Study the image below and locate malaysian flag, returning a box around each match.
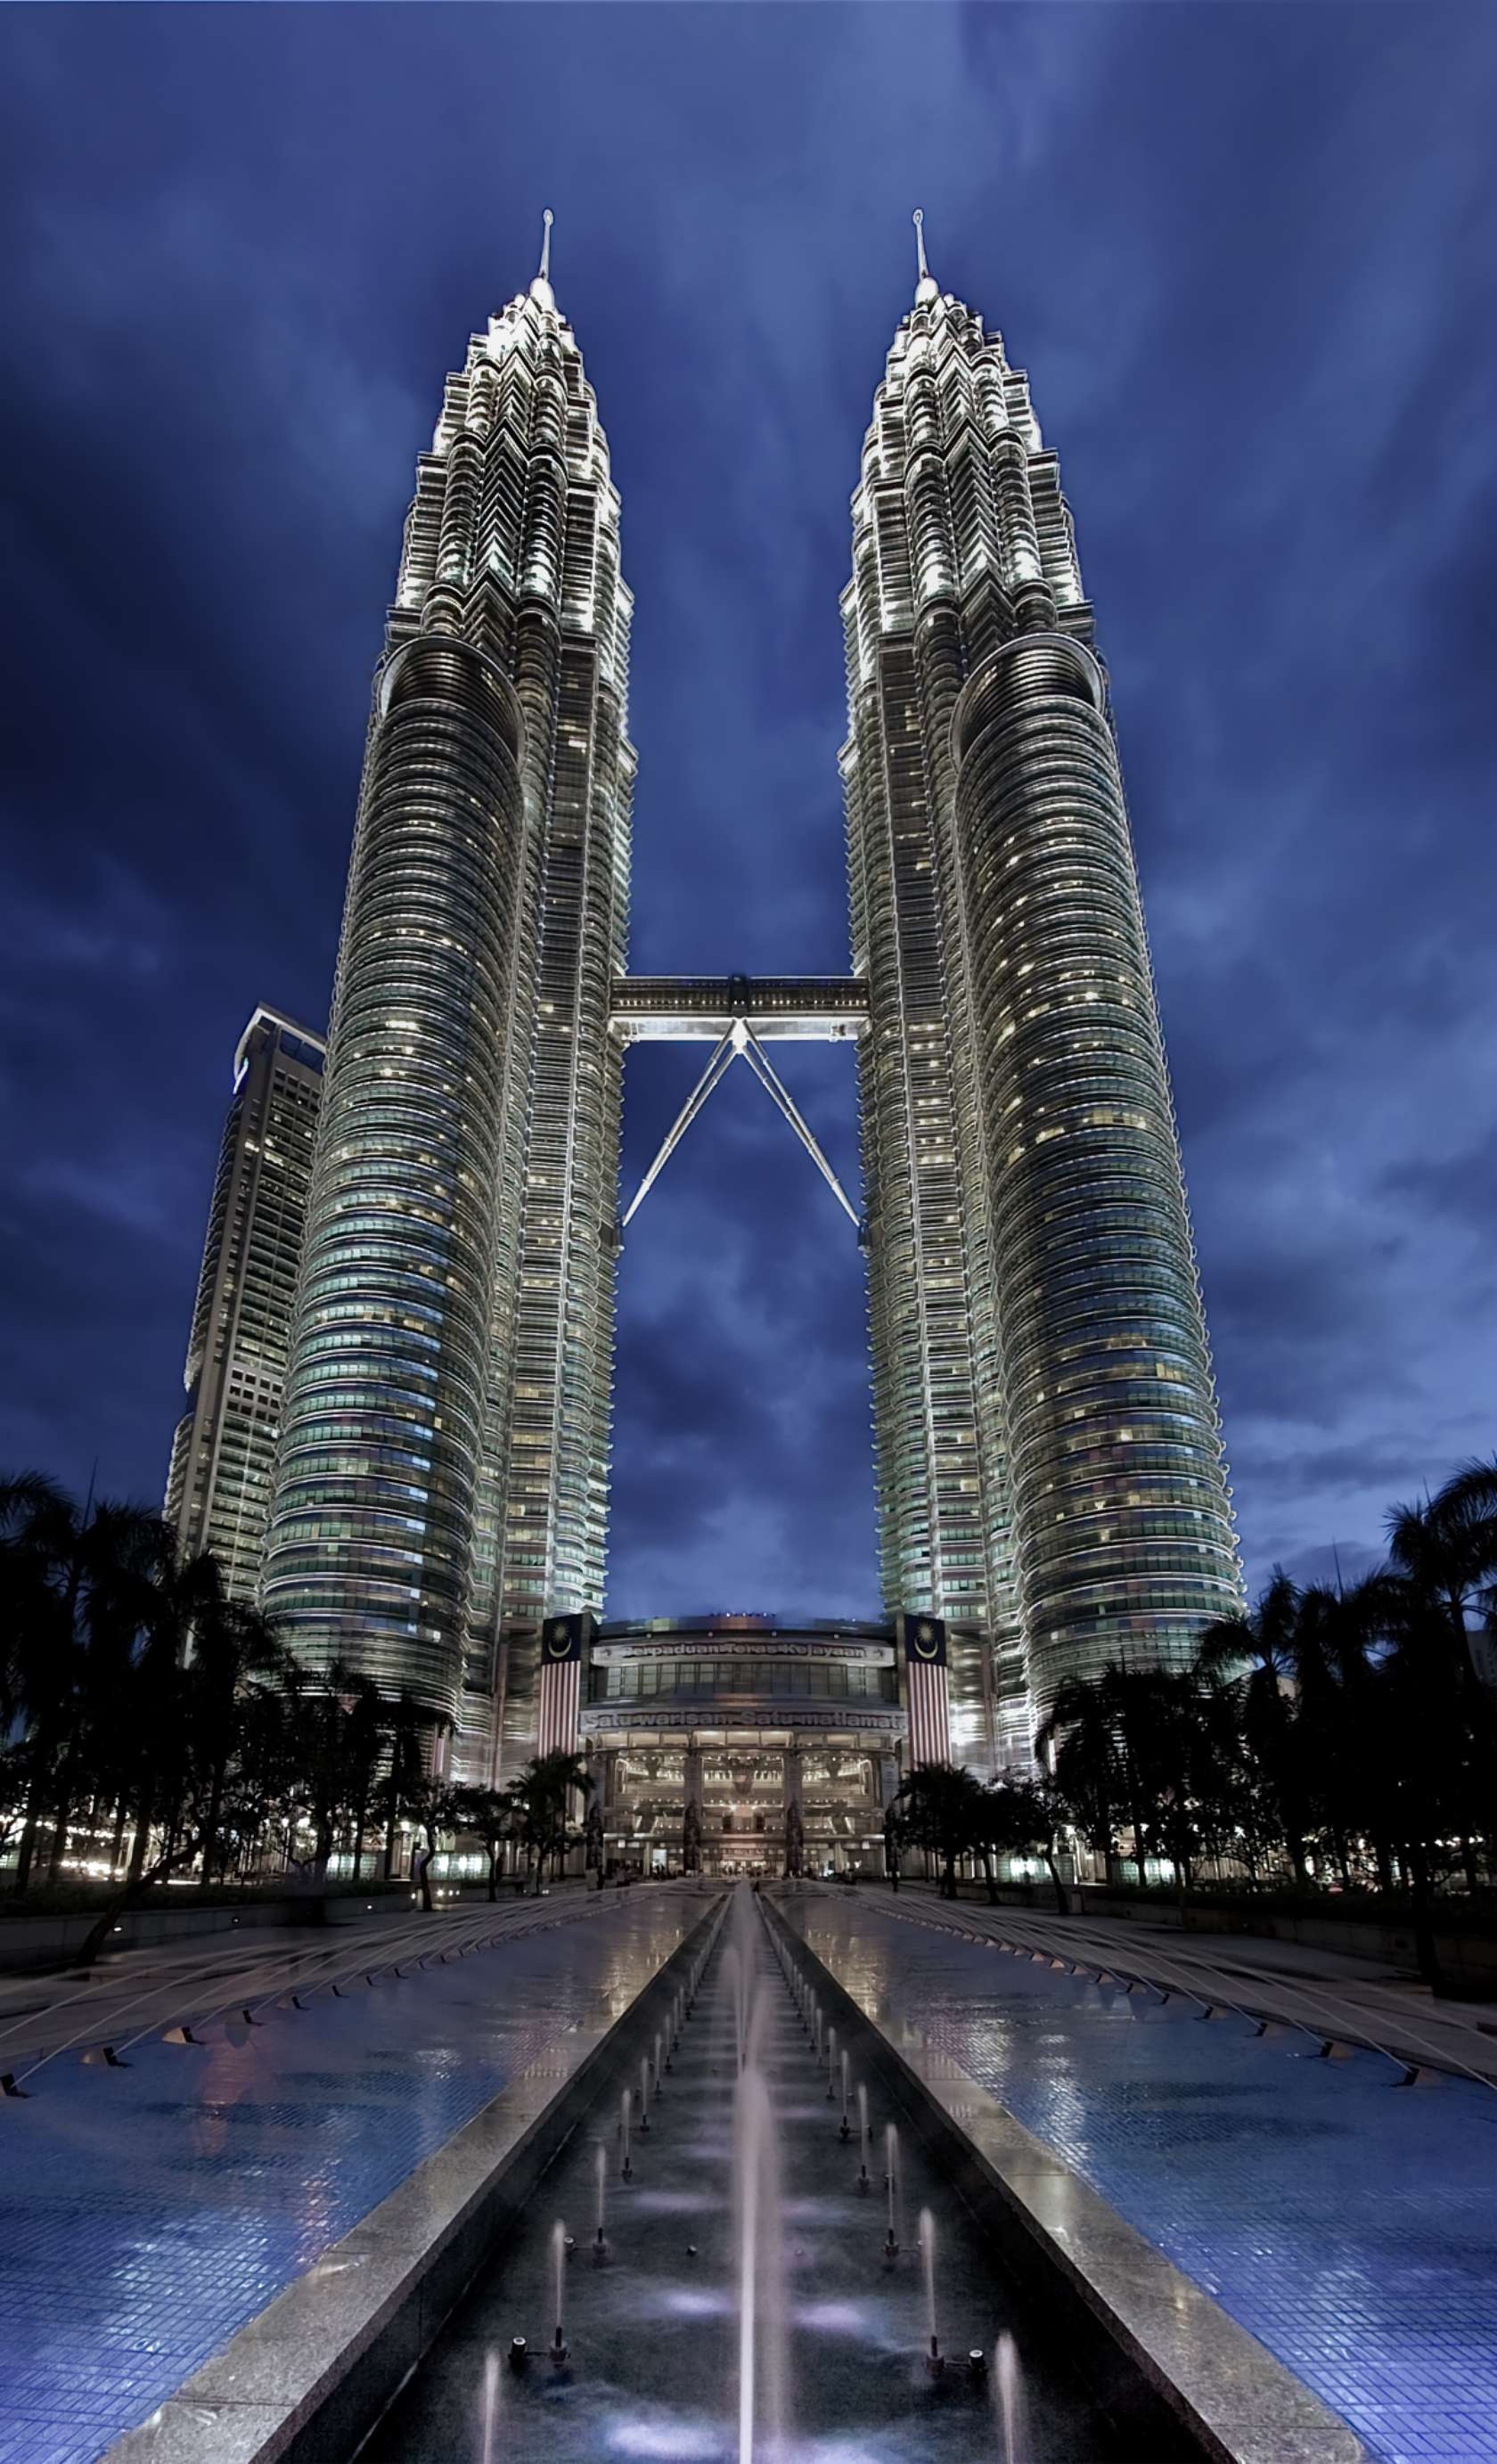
[897,1613,952,1768]
[536,1612,593,1756]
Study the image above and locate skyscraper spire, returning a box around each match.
[531,206,554,305]
[912,207,937,303]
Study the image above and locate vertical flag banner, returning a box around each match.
[897,1613,952,1768]
[536,1611,593,1756]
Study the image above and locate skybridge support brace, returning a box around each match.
[619,1018,860,1236]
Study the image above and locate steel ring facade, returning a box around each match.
[953,637,1239,1708]
[262,636,531,1723]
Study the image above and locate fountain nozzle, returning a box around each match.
[509,2336,529,2372]
[857,2165,871,2195]
[839,2116,852,2141]
[883,2227,900,2261]
[551,2327,569,2371]
[926,2333,944,2377]
[621,2155,634,2182]
[592,2229,610,2266]
[968,2347,987,2379]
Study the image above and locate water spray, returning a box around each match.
[883,2122,900,2259]
[856,2084,871,2192]
[480,2349,499,2464]
[919,2207,942,2372]
[593,2142,610,2263]
[620,2085,634,2182]
[826,2023,838,2100]
[550,2220,570,2370]
[839,2051,853,2140]
[639,2053,652,2132]
[995,2329,1024,2461]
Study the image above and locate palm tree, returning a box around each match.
[0,1476,171,1892]
[513,1750,594,1891]
[981,1776,1072,1912]
[881,1800,904,1891]
[397,1778,466,1911]
[291,1663,405,1892]
[1198,1572,1314,1887]
[1035,1673,1126,1883]
[1134,1666,1231,1899]
[1041,1661,1233,1897]
[1384,1461,1497,1889]
[68,1543,282,1966]
[1389,1458,1497,1641]
[896,1763,989,1899]
[176,1571,290,1891]
[0,1743,32,1871]
[376,1692,427,1881]
[449,1786,516,1901]
[0,1473,71,1733]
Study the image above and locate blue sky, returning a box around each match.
[2,4,1495,1617]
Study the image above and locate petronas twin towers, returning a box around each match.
[258,214,1241,1786]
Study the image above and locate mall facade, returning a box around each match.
[577,1612,942,1875]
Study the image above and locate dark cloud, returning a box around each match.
[1382,1132,1497,1238]
[2,4,1495,1618]
[1268,1541,1387,1598]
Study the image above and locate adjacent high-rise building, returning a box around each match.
[234,214,1241,1814]
[260,220,633,1777]
[166,1006,325,1597]
[844,217,1241,1756]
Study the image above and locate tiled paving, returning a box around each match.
[797,1891,1497,2464]
[0,1892,699,2464]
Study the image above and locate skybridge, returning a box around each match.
[609,973,870,1044]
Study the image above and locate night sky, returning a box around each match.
[3,5,1495,1621]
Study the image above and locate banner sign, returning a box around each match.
[896,1612,952,1767]
[536,1611,596,1755]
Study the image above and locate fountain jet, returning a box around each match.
[480,2349,499,2464]
[550,2219,569,2369]
[593,2141,610,2263]
[994,2329,1027,2462]
[732,1891,789,2461]
[883,2122,900,2258]
[919,2207,942,2371]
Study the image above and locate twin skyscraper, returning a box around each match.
[182,215,1241,1789]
